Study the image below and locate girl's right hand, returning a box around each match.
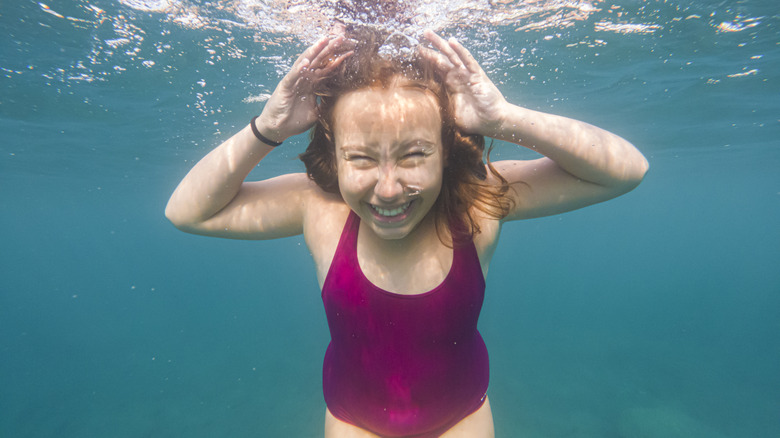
[255,36,353,143]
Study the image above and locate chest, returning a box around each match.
[307,208,500,293]
[356,232,454,295]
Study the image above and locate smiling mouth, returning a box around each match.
[370,201,412,218]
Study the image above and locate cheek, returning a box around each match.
[427,164,445,199]
[338,167,373,197]
[414,160,445,188]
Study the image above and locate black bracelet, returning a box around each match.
[250,116,283,147]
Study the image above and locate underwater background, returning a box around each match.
[1,0,778,436]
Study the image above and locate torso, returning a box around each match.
[320,208,490,437]
[302,184,500,437]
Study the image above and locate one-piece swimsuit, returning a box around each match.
[321,210,490,437]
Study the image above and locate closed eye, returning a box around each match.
[399,150,430,166]
[344,154,373,161]
[344,154,377,169]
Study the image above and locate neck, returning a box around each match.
[363,211,440,253]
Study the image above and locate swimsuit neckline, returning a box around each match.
[354,212,456,299]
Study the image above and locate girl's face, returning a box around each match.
[333,85,444,241]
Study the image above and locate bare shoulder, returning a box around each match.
[301,184,350,287]
[471,206,503,279]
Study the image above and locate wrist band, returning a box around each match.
[250,116,283,147]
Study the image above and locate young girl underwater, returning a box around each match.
[166,27,648,438]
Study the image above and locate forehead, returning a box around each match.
[333,86,441,129]
[333,87,442,152]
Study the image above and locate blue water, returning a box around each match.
[2,0,779,437]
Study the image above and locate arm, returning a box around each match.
[165,36,352,239]
[422,31,648,221]
[164,128,310,239]
[491,104,648,220]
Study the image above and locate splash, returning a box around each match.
[28,0,766,83]
[10,0,767,122]
[28,0,674,83]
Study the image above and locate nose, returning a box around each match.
[374,166,404,201]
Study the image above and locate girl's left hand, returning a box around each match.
[420,30,508,137]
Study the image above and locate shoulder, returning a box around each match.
[470,207,502,278]
[302,184,351,286]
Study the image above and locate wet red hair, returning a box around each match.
[300,27,510,244]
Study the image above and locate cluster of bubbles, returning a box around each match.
[11,0,766,84]
[3,0,766,127]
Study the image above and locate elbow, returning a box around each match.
[164,203,179,227]
[634,153,650,184]
[618,154,649,193]
[165,205,184,230]
[164,200,195,231]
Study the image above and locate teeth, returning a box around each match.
[372,201,411,217]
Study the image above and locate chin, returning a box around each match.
[373,227,413,240]
[364,219,414,240]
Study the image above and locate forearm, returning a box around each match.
[493,102,648,187]
[165,122,275,226]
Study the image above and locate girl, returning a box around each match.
[166,28,648,438]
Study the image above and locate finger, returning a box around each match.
[318,50,353,74]
[310,35,355,72]
[340,38,358,52]
[422,29,455,61]
[423,30,464,69]
[296,36,329,66]
[282,37,328,87]
[277,56,308,90]
[309,36,344,69]
[448,37,482,74]
[423,29,448,51]
[418,45,454,76]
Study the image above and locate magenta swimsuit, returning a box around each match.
[321,211,489,437]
